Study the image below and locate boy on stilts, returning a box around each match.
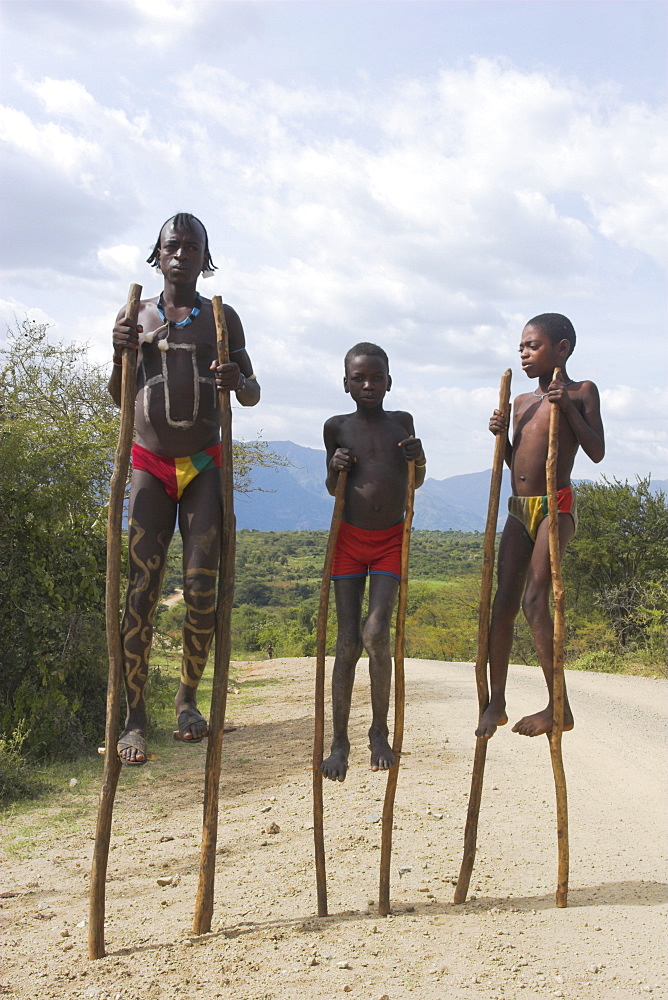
[109,213,260,764]
[320,343,425,782]
[476,314,604,741]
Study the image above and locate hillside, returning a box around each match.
[238,440,667,532]
[237,440,511,531]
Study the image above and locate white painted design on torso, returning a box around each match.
[141,342,209,429]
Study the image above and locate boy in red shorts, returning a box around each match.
[321,343,426,782]
[476,313,604,740]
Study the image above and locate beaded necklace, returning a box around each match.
[533,378,572,401]
[143,293,202,351]
[156,292,202,328]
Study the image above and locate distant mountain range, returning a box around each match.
[235,441,667,532]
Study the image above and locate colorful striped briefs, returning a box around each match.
[131,442,222,502]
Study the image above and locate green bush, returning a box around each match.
[569,650,620,673]
[0,723,48,805]
[0,325,117,758]
[145,665,176,734]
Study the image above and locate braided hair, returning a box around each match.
[146,213,217,274]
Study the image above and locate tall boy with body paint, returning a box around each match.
[476,313,604,740]
[109,213,260,764]
[321,343,426,782]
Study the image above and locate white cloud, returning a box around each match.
[1,43,666,481]
[0,105,101,178]
[97,244,144,277]
[601,385,668,418]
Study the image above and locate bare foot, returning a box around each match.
[475,700,509,740]
[321,743,349,782]
[369,727,395,772]
[512,707,574,737]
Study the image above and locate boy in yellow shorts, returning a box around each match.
[476,314,604,740]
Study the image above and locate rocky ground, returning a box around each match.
[1,657,666,1000]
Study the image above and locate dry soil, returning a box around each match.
[1,657,666,1000]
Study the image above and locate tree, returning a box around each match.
[0,319,287,759]
[233,438,288,493]
[0,319,118,756]
[564,477,668,654]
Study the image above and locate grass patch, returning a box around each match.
[1,657,283,818]
[568,649,666,679]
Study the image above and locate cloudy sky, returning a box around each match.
[1,0,666,483]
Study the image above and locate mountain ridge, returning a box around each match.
[235,440,667,532]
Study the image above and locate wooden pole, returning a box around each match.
[89,283,142,959]
[454,369,512,904]
[546,366,569,907]
[378,459,416,916]
[193,296,236,934]
[312,470,348,917]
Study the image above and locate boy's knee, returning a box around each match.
[492,591,521,622]
[184,571,216,607]
[521,585,549,622]
[362,619,390,656]
[336,631,363,661]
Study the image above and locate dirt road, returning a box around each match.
[1,658,666,999]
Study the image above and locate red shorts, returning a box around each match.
[331,521,404,581]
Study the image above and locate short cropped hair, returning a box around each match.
[527,313,576,357]
[146,213,217,273]
[344,342,389,373]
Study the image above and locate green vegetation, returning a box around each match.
[0,320,283,800]
[155,530,488,661]
[0,320,117,766]
[1,321,665,805]
[155,498,667,675]
[563,477,668,666]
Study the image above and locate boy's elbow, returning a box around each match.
[242,384,261,407]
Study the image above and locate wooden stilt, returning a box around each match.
[378,459,416,916]
[193,296,236,934]
[454,369,512,904]
[89,283,142,960]
[313,470,348,917]
[546,367,569,908]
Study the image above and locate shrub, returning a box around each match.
[0,723,48,804]
[569,650,620,673]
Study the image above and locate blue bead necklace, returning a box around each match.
[156,292,202,328]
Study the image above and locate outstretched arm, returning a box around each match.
[549,378,605,464]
